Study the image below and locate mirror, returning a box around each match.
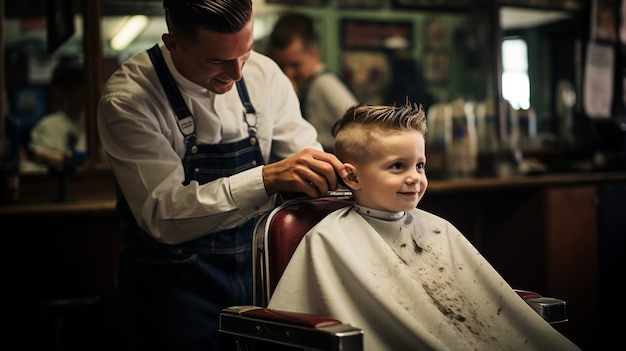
[2,1,164,177]
[3,1,85,176]
[499,6,585,153]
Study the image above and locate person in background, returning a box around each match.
[267,11,357,153]
[29,59,87,171]
[268,102,581,351]
[96,1,346,350]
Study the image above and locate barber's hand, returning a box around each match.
[262,148,347,198]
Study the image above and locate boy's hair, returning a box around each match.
[268,11,317,51]
[331,102,427,164]
[162,0,252,44]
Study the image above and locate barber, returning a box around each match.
[97,1,346,350]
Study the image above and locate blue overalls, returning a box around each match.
[116,45,263,351]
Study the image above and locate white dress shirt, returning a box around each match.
[97,44,322,244]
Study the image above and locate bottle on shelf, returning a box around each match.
[444,97,477,178]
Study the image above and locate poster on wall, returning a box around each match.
[266,0,328,5]
[498,0,583,9]
[338,0,384,8]
[341,51,389,104]
[591,0,618,42]
[391,0,473,10]
[424,49,449,84]
[340,19,413,51]
[584,42,614,118]
[339,19,412,103]
[422,16,449,84]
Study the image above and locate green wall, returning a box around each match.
[255,1,494,104]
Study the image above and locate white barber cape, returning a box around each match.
[267,206,581,351]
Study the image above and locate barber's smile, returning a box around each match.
[215,78,231,84]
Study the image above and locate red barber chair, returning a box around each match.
[219,192,566,351]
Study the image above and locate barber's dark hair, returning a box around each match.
[268,11,317,50]
[162,0,252,43]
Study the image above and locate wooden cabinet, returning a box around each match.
[420,174,626,350]
[542,186,598,349]
[3,200,124,351]
[596,183,626,349]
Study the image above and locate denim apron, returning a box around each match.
[116,45,264,351]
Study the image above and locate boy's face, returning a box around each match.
[346,130,428,212]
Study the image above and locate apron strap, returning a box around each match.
[148,44,196,144]
[147,44,257,141]
[236,79,257,136]
[236,79,256,114]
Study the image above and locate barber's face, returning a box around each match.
[163,19,254,94]
[268,37,318,92]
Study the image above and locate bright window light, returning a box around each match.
[502,39,530,110]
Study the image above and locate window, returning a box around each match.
[501,38,530,110]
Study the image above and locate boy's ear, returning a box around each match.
[343,163,361,190]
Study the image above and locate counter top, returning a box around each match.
[427,171,626,193]
[2,171,626,216]
[0,198,117,217]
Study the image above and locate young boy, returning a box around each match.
[267,102,580,350]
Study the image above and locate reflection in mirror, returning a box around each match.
[500,6,583,154]
[4,2,85,176]
[29,59,87,172]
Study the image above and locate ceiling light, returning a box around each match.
[110,15,148,51]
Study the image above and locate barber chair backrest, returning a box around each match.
[252,193,354,306]
[218,194,363,351]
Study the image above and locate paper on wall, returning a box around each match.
[584,42,614,118]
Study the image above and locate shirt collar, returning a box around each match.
[352,204,405,222]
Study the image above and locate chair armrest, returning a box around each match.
[514,289,568,324]
[236,306,343,328]
[219,306,363,351]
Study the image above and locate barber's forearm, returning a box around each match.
[136,167,274,244]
